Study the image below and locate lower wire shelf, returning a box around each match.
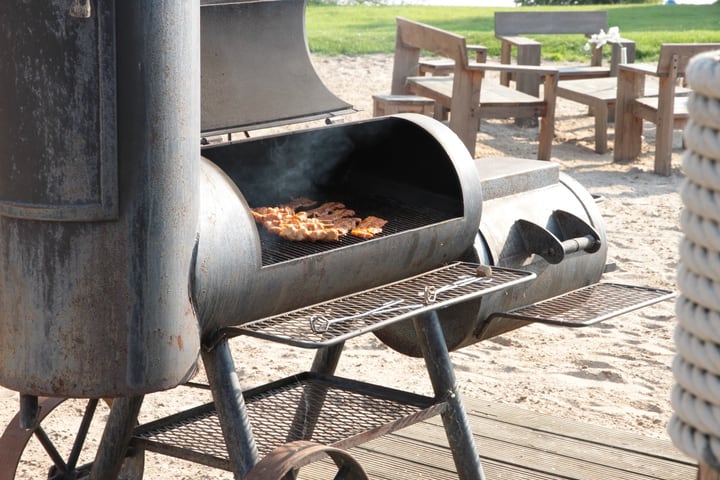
[131,372,446,472]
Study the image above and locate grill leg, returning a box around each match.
[285,342,346,444]
[90,395,144,480]
[413,311,486,480]
[202,338,259,479]
[311,342,344,374]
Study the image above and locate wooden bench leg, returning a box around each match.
[654,76,676,176]
[536,73,557,161]
[537,115,553,161]
[434,104,449,121]
[448,71,482,158]
[613,69,644,163]
[516,44,541,98]
[593,101,608,154]
[500,42,512,86]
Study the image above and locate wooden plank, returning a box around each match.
[657,43,720,76]
[557,77,620,103]
[700,463,720,480]
[291,396,697,479]
[463,398,694,463]
[557,66,611,80]
[494,11,607,37]
[352,432,559,479]
[635,96,689,122]
[408,77,544,106]
[414,416,694,479]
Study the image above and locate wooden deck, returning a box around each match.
[309,396,697,479]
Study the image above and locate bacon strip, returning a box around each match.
[304,202,347,218]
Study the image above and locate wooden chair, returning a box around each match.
[391,17,559,160]
[495,11,636,98]
[614,43,720,176]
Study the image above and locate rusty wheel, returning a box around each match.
[245,440,369,480]
[0,397,144,480]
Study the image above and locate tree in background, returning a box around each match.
[308,0,666,4]
[516,0,660,5]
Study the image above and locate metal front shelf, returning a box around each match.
[211,262,535,348]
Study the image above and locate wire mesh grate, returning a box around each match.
[132,373,439,470]
[491,282,676,327]
[234,262,535,347]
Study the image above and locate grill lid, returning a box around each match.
[201,0,354,135]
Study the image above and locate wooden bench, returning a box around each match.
[495,11,636,97]
[557,76,661,155]
[614,43,720,175]
[391,17,559,160]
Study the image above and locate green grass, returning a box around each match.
[306,4,720,62]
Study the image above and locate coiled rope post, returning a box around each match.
[669,49,720,480]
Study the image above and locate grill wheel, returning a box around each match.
[245,440,368,480]
[0,398,144,480]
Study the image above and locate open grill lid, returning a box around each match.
[201,0,354,136]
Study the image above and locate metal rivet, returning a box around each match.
[70,0,92,19]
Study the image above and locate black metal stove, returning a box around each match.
[0,1,674,479]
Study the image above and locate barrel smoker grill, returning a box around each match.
[0,1,674,479]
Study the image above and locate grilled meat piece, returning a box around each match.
[251,201,386,242]
[304,202,347,217]
[350,216,388,239]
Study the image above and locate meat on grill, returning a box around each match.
[350,216,388,239]
[251,200,386,242]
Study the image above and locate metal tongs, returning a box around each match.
[420,274,493,304]
[309,271,493,334]
[309,299,421,334]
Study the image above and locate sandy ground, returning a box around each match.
[0,54,688,477]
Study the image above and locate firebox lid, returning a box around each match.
[200,0,354,136]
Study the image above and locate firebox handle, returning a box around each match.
[517,210,601,265]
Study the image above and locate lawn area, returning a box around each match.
[306,3,720,62]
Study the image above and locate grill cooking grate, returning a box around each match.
[132,372,444,471]
[486,282,676,327]
[227,262,535,348]
[256,195,459,265]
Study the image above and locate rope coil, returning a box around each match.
[684,50,720,99]
[688,93,720,131]
[679,238,720,283]
[676,296,720,345]
[681,151,720,192]
[670,49,720,469]
[683,121,720,162]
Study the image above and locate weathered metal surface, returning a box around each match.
[0,0,117,221]
[192,114,483,332]
[200,0,353,135]
[374,158,609,356]
[0,0,201,397]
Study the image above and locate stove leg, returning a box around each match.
[413,311,486,480]
[311,342,345,374]
[90,395,144,480]
[285,342,346,443]
[203,338,259,479]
